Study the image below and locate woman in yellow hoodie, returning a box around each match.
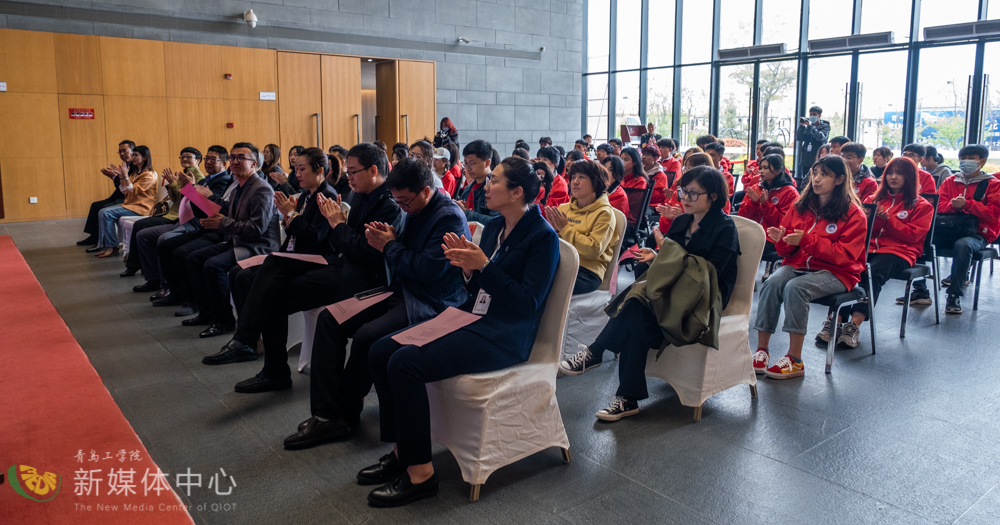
[544,159,619,295]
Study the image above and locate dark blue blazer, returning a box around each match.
[464,205,561,361]
[384,190,470,324]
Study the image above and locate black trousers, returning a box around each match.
[84,197,124,236]
[230,257,344,379]
[158,230,220,301]
[591,300,664,400]
[187,243,238,323]
[368,328,524,467]
[573,266,603,295]
[125,216,175,271]
[839,252,910,321]
[310,295,409,426]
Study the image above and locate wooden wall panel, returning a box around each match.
[277,52,323,152]
[58,95,107,158]
[0,157,66,221]
[224,99,280,153]
[0,29,57,94]
[63,157,114,218]
[164,42,224,99]
[322,55,362,149]
[100,37,166,98]
[54,34,104,94]
[398,60,437,145]
[224,47,277,101]
[103,96,169,166]
[166,98,227,163]
[0,93,62,158]
[375,61,399,145]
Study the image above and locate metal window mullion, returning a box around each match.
[672,0,684,140]
[639,0,650,125]
[968,41,987,145]
[709,0,722,136]
[846,51,861,140]
[753,0,764,46]
[609,0,618,140]
[902,0,922,146]
[793,0,810,168]
[852,0,863,35]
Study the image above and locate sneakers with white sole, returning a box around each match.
[595,396,639,421]
[752,348,770,374]
[815,319,840,344]
[559,345,602,376]
[837,322,860,348]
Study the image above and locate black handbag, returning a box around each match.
[933,180,989,247]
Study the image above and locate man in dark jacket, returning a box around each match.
[795,105,830,187]
[79,140,134,246]
[283,158,470,449]
[203,143,403,386]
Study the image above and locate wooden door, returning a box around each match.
[397,60,437,145]
[277,52,322,152]
[164,42,224,100]
[321,55,362,149]
[375,61,399,146]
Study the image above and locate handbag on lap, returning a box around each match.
[933,181,989,248]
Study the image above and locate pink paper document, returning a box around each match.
[326,292,394,324]
[237,254,269,269]
[271,252,328,265]
[177,198,194,225]
[391,307,480,347]
[180,184,222,216]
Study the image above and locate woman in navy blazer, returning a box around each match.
[360,156,561,508]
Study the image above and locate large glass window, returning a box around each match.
[757,60,799,152]
[806,55,853,139]
[615,71,641,134]
[719,0,755,50]
[646,68,674,134]
[761,0,801,53]
[587,73,610,142]
[981,43,1000,155]
[919,0,979,41]
[616,0,642,71]
[916,45,976,159]
[646,0,675,68]
[587,0,611,73]
[681,0,713,64]
[857,50,908,152]
[679,65,711,147]
[808,0,854,41]
[860,0,912,43]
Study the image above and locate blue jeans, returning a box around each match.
[753,266,847,335]
[97,205,141,249]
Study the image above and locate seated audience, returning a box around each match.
[640,145,668,207]
[609,138,623,156]
[574,139,589,154]
[704,142,735,197]
[595,143,613,162]
[559,166,739,421]
[409,140,441,192]
[738,153,799,259]
[601,155,630,218]
[829,136,850,156]
[533,161,557,207]
[94,146,158,258]
[445,143,462,195]
[654,152,716,237]
[360,156,560,507]
[899,144,937,193]
[432,147,457,197]
[79,140,134,246]
[751,156,866,379]
[871,146,893,181]
[544,159,619,295]
[741,139,770,189]
[841,142,877,202]
[283,158,468,448]
[921,145,952,187]
[458,140,501,224]
[391,147,408,168]
[816,143,832,160]
[620,148,649,190]
[535,147,570,206]
[657,138,681,183]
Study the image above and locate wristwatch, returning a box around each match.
[479,260,489,272]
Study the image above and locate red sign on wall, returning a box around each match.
[68,108,95,119]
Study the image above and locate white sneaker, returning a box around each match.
[559,345,602,376]
[837,322,861,348]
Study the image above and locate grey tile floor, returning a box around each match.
[4,218,1000,524]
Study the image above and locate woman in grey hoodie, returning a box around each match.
[921,145,953,187]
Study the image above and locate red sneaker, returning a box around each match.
[765,355,805,380]
[752,348,769,374]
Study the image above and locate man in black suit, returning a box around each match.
[78,140,134,246]
[181,142,280,338]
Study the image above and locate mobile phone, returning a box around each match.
[355,286,389,300]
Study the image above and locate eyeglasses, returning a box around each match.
[179,155,198,161]
[677,188,706,202]
[391,194,417,208]
[205,156,221,162]
[346,167,369,178]
[231,155,255,163]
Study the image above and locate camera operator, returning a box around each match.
[434,117,459,149]
[795,105,830,188]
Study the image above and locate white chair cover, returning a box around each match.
[643,215,766,418]
[469,221,484,246]
[425,240,579,490]
[118,215,145,257]
[560,208,627,361]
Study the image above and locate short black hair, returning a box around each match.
[656,138,676,149]
[348,142,389,177]
[704,142,725,155]
[756,139,769,146]
[463,139,493,162]
[902,143,926,158]
[601,155,625,183]
[763,146,784,158]
[512,147,530,160]
[596,144,614,155]
[387,157,435,194]
[538,136,553,146]
[608,138,623,147]
[515,139,531,152]
[575,139,588,147]
[329,145,348,157]
[809,105,823,114]
[207,145,228,161]
[959,144,990,159]
[829,136,851,147]
[410,140,434,159]
[840,142,867,158]
[583,134,592,139]
[181,146,203,160]
[537,146,560,165]
[119,140,136,149]
[231,142,261,166]
[679,165,729,211]
[566,150,586,162]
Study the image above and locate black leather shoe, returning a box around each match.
[284,417,353,450]
[200,322,235,338]
[235,371,292,393]
[367,474,439,508]
[133,280,159,292]
[357,452,406,486]
[174,305,198,317]
[77,236,97,246]
[120,268,139,278]
[181,315,213,327]
[149,289,169,301]
[152,294,182,307]
[85,246,103,253]
[202,340,257,365]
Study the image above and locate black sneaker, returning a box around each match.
[595,396,639,422]
[946,294,962,314]
[559,345,602,376]
[896,291,932,306]
[941,277,971,288]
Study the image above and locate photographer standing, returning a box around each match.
[433,117,459,149]
[795,105,830,188]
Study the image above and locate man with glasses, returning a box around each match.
[180,142,281,339]
[202,143,402,376]
[282,158,469,448]
[78,140,136,246]
[456,139,499,224]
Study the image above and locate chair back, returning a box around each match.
[861,203,878,263]
[916,193,939,264]
[526,240,579,365]
[725,216,767,317]
[598,208,628,292]
[622,187,647,228]
[469,221,485,246]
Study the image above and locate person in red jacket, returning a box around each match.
[841,142,878,202]
[620,148,649,190]
[826,157,932,347]
[900,144,940,194]
[657,138,682,184]
[738,153,799,259]
[704,142,736,197]
[752,155,867,380]
[601,155,630,218]
[741,139,771,189]
[535,147,570,206]
[641,145,668,207]
[432,147,457,197]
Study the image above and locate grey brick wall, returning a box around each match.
[3,0,584,155]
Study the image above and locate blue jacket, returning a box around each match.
[463,205,561,361]
[384,190,471,323]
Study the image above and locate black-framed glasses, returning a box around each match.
[677,188,706,202]
[205,156,222,162]
[391,194,417,208]
[179,155,198,161]
[231,154,255,163]
[346,167,369,178]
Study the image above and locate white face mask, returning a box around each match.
[808,116,818,124]
[959,160,980,175]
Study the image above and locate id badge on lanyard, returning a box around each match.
[473,229,505,315]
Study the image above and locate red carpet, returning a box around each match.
[0,236,193,524]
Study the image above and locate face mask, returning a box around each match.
[808,116,818,124]
[959,160,980,175]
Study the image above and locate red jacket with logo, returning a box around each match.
[536,174,570,207]
[863,193,933,266]
[854,175,878,202]
[659,156,681,182]
[648,169,668,207]
[742,159,760,188]
[918,169,937,194]
[608,184,629,218]
[622,172,648,190]
[936,174,1000,243]
[738,183,799,232]
[776,203,868,290]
